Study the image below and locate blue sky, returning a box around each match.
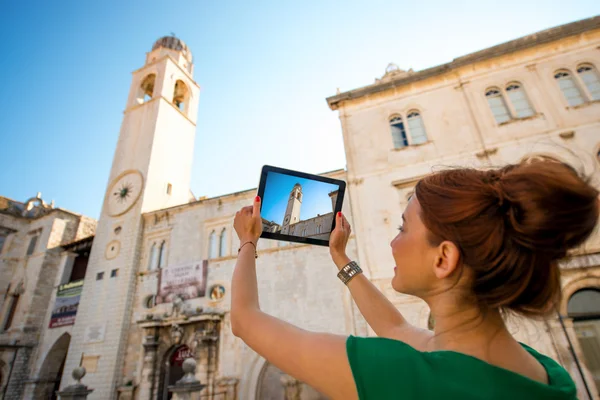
[0,1,598,219]
[261,171,339,224]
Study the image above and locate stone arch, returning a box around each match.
[173,80,190,113]
[33,332,71,400]
[157,344,193,400]
[137,73,156,104]
[562,277,600,395]
[560,276,600,316]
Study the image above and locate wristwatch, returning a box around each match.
[337,261,362,285]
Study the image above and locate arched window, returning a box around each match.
[219,228,227,258]
[554,70,585,107]
[407,111,428,144]
[173,80,189,113]
[505,83,534,118]
[302,228,307,236]
[139,74,156,104]
[567,288,600,390]
[148,243,158,270]
[577,64,600,101]
[485,88,511,124]
[144,295,156,309]
[316,225,321,234]
[209,230,218,259]
[26,234,38,256]
[158,240,167,268]
[389,116,408,149]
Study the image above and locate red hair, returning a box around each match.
[415,161,599,316]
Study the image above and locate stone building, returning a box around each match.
[1,16,600,400]
[0,195,96,399]
[326,15,600,399]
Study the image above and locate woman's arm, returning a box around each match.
[331,213,432,346]
[230,198,357,400]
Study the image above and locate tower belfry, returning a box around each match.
[60,36,200,397]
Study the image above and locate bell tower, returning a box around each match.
[282,183,302,231]
[61,36,200,398]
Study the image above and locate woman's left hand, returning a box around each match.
[234,196,263,244]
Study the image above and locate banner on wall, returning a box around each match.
[156,260,208,304]
[49,280,83,328]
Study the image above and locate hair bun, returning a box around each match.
[415,160,599,317]
[500,161,598,259]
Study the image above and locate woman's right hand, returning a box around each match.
[329,212,351,269]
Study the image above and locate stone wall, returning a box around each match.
[331,25,600,399]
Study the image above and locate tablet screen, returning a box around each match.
[257,166,346,246]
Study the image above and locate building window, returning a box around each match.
[167,183,172,195]
[389,115,408,149]
[148,243,158,271]
[219,228,227,258]
[2,295,19,331]
[96,272,104,280]
[110,269,118,278]
[209,230,218,259]
[26,234,39,256]
[577,64,600,101]
[0,233,6,254]
[302,229,307,237]
[139,74,156,104]
[406,111,428,144]
[173,80,189,113]
[505,83,534,118]
[567,288,600,390]
[158,241,167,268]
[485,88,511,124]
[144,295,156,309]
[316,225,321,234]
[554,70,585,107]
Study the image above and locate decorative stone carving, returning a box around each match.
[170,324,184,345]
[280,374,302,400]
[168,358,206,400]
[56,367,94,399]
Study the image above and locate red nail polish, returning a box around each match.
[255,196,260,202]
[338,212,342,217]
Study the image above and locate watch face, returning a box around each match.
[105,170,144,217]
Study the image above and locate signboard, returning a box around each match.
[170,345,193,366]
[49,280,83,328]
[156,260,208,304]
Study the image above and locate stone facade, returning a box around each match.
[0,195,96,399]
[327,15,600,400]
[2,17,600,400]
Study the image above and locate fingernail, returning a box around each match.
[255,196,260,202]
[338,212,342,217]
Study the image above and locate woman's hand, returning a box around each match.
[234,196,263,244]
[329,211,351,269]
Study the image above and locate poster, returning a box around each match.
[156,260,208,304]
[49,280,83,328]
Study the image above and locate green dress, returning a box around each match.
[346,336,577,399]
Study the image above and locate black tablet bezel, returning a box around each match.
[256,165,346,247]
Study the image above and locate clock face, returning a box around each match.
[105,170,144,217]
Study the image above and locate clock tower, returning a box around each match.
[61,36,200,398]
[281,183,302,234]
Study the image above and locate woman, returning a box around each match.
[231,161,599,399]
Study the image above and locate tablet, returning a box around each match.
[257,165,346,247]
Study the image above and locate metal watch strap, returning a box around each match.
[337,261,362,285]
